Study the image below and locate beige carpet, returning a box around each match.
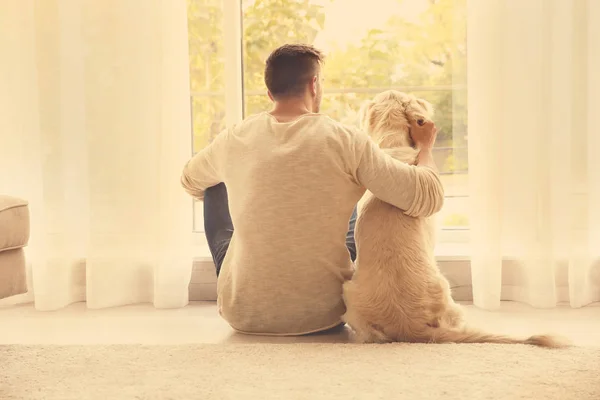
[1,343,599,400]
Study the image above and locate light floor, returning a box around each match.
[0,301,599,346]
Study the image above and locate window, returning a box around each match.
[187,0,469,250]
[187,0,226,234]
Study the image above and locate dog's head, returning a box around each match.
[358,90,434,150]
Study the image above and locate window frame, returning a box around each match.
[190,0,469,258]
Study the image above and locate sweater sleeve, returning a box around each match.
[180,129,228,200]
[352,130,444,217]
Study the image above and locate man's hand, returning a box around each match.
[410,120,439,173]
[410,120,438,150]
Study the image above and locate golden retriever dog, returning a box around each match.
[341,90,568,348]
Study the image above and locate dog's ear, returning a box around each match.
[405,97,435,127]
[415,98,434,117]
[358,100,375,132]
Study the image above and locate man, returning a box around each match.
[181,44,443,336]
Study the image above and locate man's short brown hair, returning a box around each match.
[264,44,324,99]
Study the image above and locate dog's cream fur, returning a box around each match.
[342,90,568,348]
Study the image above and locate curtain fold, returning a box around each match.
[0,0,193,310]
[467,0,600,309]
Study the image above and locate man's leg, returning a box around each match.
[346,206,357,262]
[203,182,233,277]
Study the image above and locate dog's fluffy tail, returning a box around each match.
[423,326,570,348]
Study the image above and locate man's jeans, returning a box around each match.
[204,182,358,276]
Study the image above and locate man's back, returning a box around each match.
[214,112,365,335]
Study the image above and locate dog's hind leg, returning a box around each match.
[342,310,391,344]
[442,302,465,329]
[342,281,392,343]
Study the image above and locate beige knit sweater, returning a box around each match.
[181,112,444,335]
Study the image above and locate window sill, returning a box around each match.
[191,242,471,263]
[434,242,470,261]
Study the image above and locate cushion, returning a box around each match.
[0,195,30,252]
[0,248,27,299]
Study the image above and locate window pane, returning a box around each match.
[187,0,226,233]
[191,96,225,154]
[187,0,226,154]
[437,195,470,228]
[242,0,327,92]
[187,0,224,95]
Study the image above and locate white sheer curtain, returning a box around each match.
[0,0,193,310]
[467,0,600,310]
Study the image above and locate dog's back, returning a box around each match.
[344,191,447,342]
[343,120,455,340]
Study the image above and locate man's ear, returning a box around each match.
[267,91,274,102]
[358,100,375,131]
[310,75,318,96]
